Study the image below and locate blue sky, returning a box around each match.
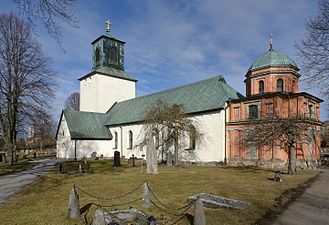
[0,0,324,120]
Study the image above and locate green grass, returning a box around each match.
[0,160,39,176]
[0,160,319,225]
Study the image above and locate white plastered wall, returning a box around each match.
[108,109,226,162]
[57,110,226,162]
[80,73,135,113]
[56,114,113,159]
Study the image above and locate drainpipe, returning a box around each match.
[120,126,123,158]
[224,103,228,165]
[74,140,77,161]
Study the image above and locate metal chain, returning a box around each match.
[76,182,144,201]
[147,183,194,211]
[168,214,188,225]
[150,200,183,217]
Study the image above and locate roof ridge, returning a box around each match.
[64,109,108,116]
[108,75,226,108]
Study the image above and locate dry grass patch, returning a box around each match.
[0,161,319,225]
[0,161,39,176]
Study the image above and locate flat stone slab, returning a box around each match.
[103,208,155,225]
[188,193,251,209]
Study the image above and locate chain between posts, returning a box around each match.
[76,182,144,201]
[147,182,194,211]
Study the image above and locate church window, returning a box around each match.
[114,131,118,149]
[95,47,100,67]
[303,102,308,117]
[259,80,264,94]
[188,126,196,150]
[248,105,259,119]
[128,130,133,149]
[277,79,284,92]
[309,104,314,118]
[265,102,273,117]
[108,44,119,66]
[233,107,240,121]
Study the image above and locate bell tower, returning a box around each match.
[79,20,136,113]
[92,20,125,71]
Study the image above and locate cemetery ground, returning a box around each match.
[0,160,320,225]
[0,160,39,176]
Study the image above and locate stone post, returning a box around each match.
[142,182,151,208]
[194,199,206,225]
[68,185,80,218]
[92,208,107,225]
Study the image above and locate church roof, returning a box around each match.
[105,75,243,126]
[59,109,112,140]
[78,67,136,82]
[248,49,298,71]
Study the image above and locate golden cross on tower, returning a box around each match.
[105,19,112,33]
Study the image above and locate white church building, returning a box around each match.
[56,27,242,163]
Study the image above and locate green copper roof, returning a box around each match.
[78,67,136,81]
[249,50,298,71]
[106,76,243,126]
[61,109,112,140]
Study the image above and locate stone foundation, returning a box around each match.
[227,158,320,170]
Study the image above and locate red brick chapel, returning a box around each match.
[226,43,323,169]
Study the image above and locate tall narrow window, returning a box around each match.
[259,80,264,94]
[95,47,100,67]
[188,126,196,150]
[233,107,240,122]
[128,130,133,149]
[249,105,258,119]
[265,102,273,117]
[114,131,118,149]
[309,104,314,118]
[277,79,283,92]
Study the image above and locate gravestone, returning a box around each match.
[68,185,80,218]
[91,152,97,160]
[274,171,283,182]
[166,151,173,167]
[188,193,251,209]
[114,151,121,167]
[142,182,151,208]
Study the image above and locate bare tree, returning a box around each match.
[296,0,329,97]
[138,101,202,173]
[245,117,319,174]
[0,13,56,165]
[30,110,56,151]
[64,91,79,111]
[13,0,78,45]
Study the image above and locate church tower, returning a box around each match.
[79,20,136,113]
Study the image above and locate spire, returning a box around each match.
[269,32,273,51]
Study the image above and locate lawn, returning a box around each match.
[0,160,39,176]
[0,160,319,225]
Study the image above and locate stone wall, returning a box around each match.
[227,158,320,170]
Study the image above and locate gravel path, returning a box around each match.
[0,158,57,204]
[272,167,329,225]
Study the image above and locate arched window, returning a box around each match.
[114,131,118,149]
[128,130,133,149]
[259,80,264,94]
[277,79,284,92]
[188,126,196,150]
[95,47,100,66]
